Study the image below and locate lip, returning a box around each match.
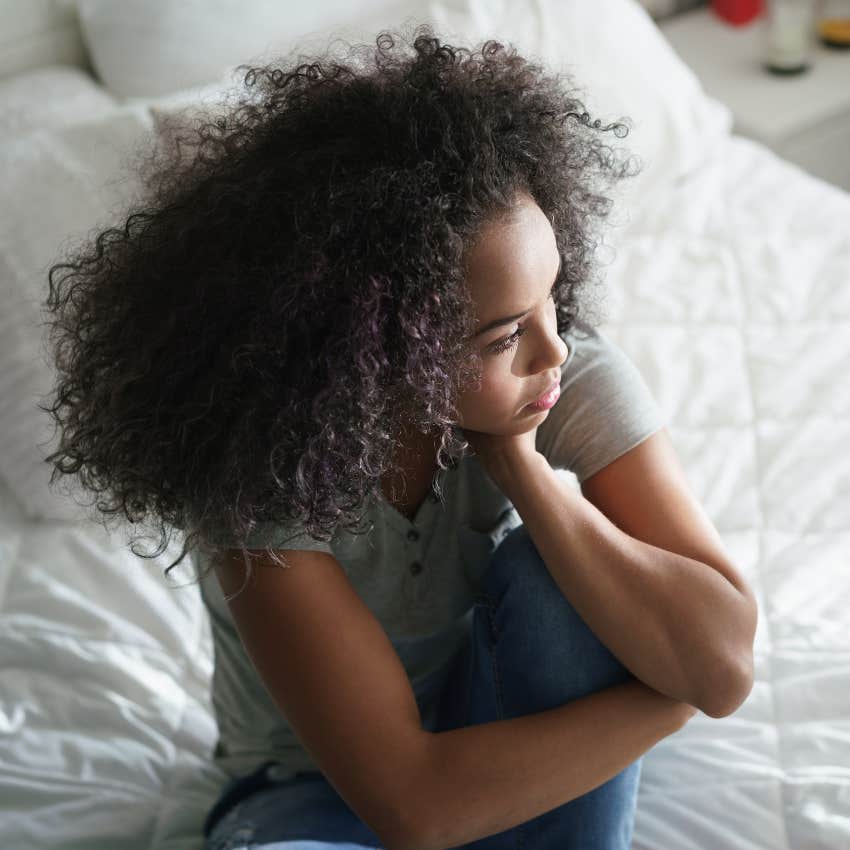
[525,377,561,411]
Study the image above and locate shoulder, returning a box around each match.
[561,318,631,377]
[536,319,666,482]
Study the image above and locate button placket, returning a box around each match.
[385,461,458,583]
[407,527,422,575]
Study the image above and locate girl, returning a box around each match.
[41,25,701,850]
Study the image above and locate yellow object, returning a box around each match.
[817,17,850,46]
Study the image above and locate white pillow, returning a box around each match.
[0,65,117,135]
[0,107,156,521]
[72,0,398,99]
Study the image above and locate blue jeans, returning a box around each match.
[203,523,643,849]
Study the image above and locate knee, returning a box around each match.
[481,522,554,603]
[481,523,632,684]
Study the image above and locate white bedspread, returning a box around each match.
[1,70,849,850]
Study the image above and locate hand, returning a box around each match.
[458,423,543,490]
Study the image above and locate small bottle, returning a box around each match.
[817,0,850,48]
[762,0,817,74]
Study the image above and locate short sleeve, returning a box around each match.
[535,319,667,484]
[209,519,334,553]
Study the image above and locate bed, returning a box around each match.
[1,1,848,848]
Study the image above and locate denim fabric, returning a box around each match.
[204,523,643,850]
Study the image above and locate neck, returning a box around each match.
[394,420,439,459]
[380,427,441,512]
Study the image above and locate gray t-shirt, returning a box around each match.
[194,318,667,783]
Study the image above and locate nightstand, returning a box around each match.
[659,7,850,192]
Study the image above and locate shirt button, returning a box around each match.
[409,561,423,576]
[407,529,420,542]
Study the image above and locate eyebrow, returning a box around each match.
[471,255,562,339]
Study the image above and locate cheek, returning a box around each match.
[459,366,515,416]
[479,369,509,400]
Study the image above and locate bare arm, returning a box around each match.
[486,449,755,718]
[410,681,695,850]
[216,547,696,850]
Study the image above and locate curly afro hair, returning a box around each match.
[39,23,640,580]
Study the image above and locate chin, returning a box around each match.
[518,402,550,417]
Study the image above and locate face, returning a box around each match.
[454,191,569,435]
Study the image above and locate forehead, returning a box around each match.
[463,197,558,304]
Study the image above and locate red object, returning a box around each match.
[710,0,764,26]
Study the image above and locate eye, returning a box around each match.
[487,284,557,356]
[489,326,526,355]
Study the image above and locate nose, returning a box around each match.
[532,335,568,383]
[541,329,569,371]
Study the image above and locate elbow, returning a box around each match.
[381,822,429,850]
[697,652,755,719]
[379,757,438,850]
[382,813,437,850]
[341,783,425,850]
[377,805,430,850]
[697,594,758,719]
[384,747,456,850]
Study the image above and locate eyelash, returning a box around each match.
[490,327,527,355]
[488,285,558,355]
